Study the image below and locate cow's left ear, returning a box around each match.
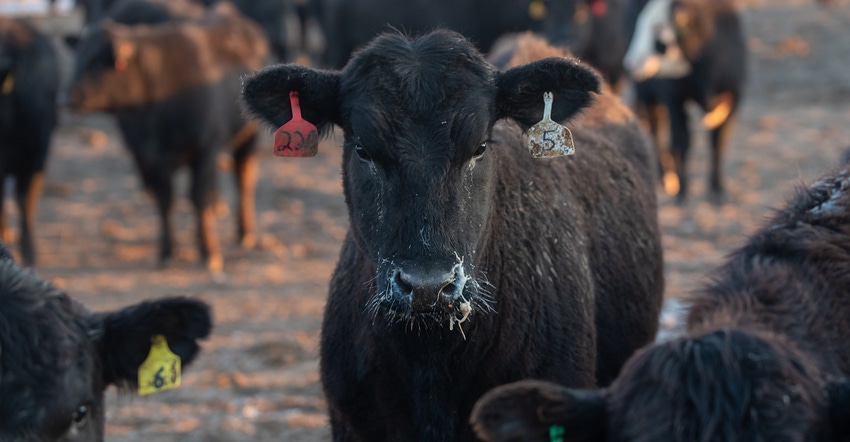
[241,63,340,136]
[495,57,601,130]
[471,380,608,442]
[827,379,850,439]
[94,297,212,388]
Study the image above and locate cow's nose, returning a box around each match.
[391,267,460,312]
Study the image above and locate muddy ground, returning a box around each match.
[3,1,850,440]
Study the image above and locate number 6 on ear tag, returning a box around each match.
[527,92,575,158]
[138,335,181,395]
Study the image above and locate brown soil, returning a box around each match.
[3,1,850,440]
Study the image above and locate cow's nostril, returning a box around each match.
[393,268,457,312]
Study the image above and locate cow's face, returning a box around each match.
[335,33,500,327]
[473,328,848,442]
[242,29,599,331]
[0,261,212,442]
[66,22,144,112]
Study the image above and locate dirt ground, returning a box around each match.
[3,1,850,440]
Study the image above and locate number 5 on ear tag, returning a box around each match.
[274,91,319,157]
[527,92,575,158]
[138,335,181,395]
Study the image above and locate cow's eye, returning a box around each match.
[473,142,487,158]
[354,143,371,161]
[71,403,90,430]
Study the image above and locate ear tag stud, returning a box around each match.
[138,335,181,396]
[527,92,575,158]
[1,73,14,95]
[549,424,565,442]
[274,91,319,157]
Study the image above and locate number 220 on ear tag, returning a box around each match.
[138,335,181,396]
[274,91,319,157]
[527,92,575,158]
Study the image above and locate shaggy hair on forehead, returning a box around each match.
[341,30,496,120]
[0,260,91,435]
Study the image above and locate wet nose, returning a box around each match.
[391,267,460,312]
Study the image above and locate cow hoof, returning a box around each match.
[239,233,257,249]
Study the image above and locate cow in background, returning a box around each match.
[623,0,746,204]
[0,254,212,441]
[242,29,663,441]
[472,166,850,442]
[66,2,267,273]
[0,16,60,267]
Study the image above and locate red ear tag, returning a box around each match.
[274,91,319,157]
[591,0,608,17]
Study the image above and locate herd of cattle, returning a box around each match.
[0,0,846,441]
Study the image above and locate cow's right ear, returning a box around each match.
[241,64,340,136]
[827,379,850,439]
[494,57,600,130]
[471,380,608,442]
[94,297,213,389]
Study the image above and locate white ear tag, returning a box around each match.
[527,92,575,158]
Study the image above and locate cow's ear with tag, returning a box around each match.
[494,57,600,130]
[93,297,212,390]
[242,64,340,137]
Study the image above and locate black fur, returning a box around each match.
[0,240,12,262]
[0,17,59,267]
[314,0,608,69]
[0,260,212,441]
[243,29,663,441]
[472,166,850,442]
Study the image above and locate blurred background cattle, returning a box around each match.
[0,0,848,440]
[0,15,59,267]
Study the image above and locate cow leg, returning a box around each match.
[233,142,258,249]
[146,170,175,267]
[191,159,222,273]
[668,100,691,204]
[15,171,44,267]
[708,110,737,205]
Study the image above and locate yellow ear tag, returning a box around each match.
[1,73,14,95]
[527,92,575,158]
[138,335,181,396]
[528,0,547,20]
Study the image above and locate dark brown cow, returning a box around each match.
[67,2,268,272]
[472,167,850,442]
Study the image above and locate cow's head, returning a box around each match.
[472,328,849,441]
[66,21,145,112]
[0,260,212,441]
[243,29,599,330]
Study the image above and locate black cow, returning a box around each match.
[566,0,632,90]
[0,17,60,267]
[67,2,268,272]
[195,0,289,62]
[315,0,578,69]
[242,30,663,441]
[623,0,746,203]
[472,167,850,442]
[0,257,212,441]
[74,0,121,25]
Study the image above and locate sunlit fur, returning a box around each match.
[472,167,850,442]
